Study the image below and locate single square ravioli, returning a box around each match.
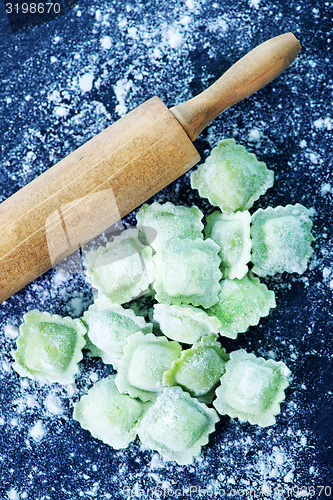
[13,309,86,384]
[153,237,222,308]
[153,303,221,344]
[138,386,219,464]
[163,335,229,403]
[83,295,152,368]
[115,331,182,401]
[213,350,291,427]
[191,139,274,213]
[73,375,149,449]
[84,228,154,303]
[250,204,313,276]
[136,201,204,252]
[207,273,276,339]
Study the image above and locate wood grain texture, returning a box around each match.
[0,97,199,303]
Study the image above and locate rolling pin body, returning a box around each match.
[0,98,198,302]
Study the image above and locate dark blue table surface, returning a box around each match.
[0,1,332,499]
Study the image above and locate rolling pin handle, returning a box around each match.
[170,32,301,141]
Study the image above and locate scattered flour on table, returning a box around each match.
[320,183,332,196]
[313,117,332,130]
[79,72,94,93]
[7,489,21,500]
[101,35,112,49]
[249,0,261,8]
[29,420,46,442]
[248,128,261,142]
[4,324,19,340]
[113,78,135,116]
[44,394,63,415]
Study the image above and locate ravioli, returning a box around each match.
[12,136,308,464]
[191,139,274,212]
[73,375,149,449]
[83,295,152,368]
[153,303,221,344]
[84,228,154,303]
[207,274,276,339]
[138,387,219,464]
[136,201,204,252]
[115,331,182,401]
[153,237,222,308]
[251,204,314,276]
[163,336,229,403]
[13,309,86,384]
[213,350,291,427]
[205,210,251,279]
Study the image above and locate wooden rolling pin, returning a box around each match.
[0,33,301,304]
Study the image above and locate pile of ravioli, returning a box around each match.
[13,139,314,465]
